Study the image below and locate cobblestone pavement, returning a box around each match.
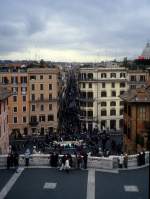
[0,167,149,199]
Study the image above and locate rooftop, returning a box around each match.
[121,84,150,103]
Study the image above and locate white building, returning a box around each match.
[78,63,128,131]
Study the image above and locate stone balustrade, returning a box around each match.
[0,152,149,169]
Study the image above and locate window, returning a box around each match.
[87,102,93,107]
[31,94,35,101]
[89,83,92,88]
[13,117,17,123]
[139,107,146,120]
[119,119,124,128]
[31,116,37,122]
[49,94,52,100]
[111,82,115,88]
[21,87,27,92]
[40,75,43,79]
[14,107,17,112]
[48,115,54,121]
[49,75,52,79]
[11,76,18,84]
[41,104,44,111]
[101,91,107,97]
[32,105,35,111]
[23,117,26,123]
[140,75,145,82]
[130,85,136,89]
[110,120,116,129]
[120,73,126,78]
[13,96,17,102]
[31,84,35,90]
[49,84,52,90]
[88,111,93,118]
[21,76,27,83]
[130,75,136,81]
[80,101,86,107]
[39,115,45,122]
[111,91,116,97]
[101,102,106,106]
[110,109,116,116]
[82,83,85,88]
[88,73,93,80]
[30,75,36,80]
[40,84,43,90]
[110,101,116,106]
[102,83,105,88]
[120,82,126,88]
[101,73,107,78]
[4,102,5,112]
[12,87,18,94]
[110,73,116,78]
[49,104,52,110]
[23,96,26,102]
[87,92,93,99]
[40,94,44,101]
[101,110,107,116]
[120,91,125,95]
[23,106,26,112]
[120,109,124,115]
[120,101,124,106]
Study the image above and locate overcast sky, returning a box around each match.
[0,0,150,62]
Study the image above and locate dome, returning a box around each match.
[141,43,150,59]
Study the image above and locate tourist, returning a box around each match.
[13,150,19,172]
[83,152,88,169]
[7,152,11,169]
[123,153,128,168]
[64,157,70,173]
[118,154,124,168]
[24,148,31,166]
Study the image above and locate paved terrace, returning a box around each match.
[0,152,149,199]
[0,166,149,199]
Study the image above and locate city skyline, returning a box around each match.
[0,0,150,62]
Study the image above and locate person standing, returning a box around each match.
[13,151,19,172]
[7,152,11,169]
[64,158,70,173]
[83,152,88,169]
[123,153,128,168]
[24,148,30,166]
[118,154,124,168]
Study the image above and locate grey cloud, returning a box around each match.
[0,0,150,60]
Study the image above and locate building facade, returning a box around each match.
[127,69,149,89]
[121,85,150,154]
[0,64,61,136]
[0,86,11,154]
[28,67,60,135]
[78,63,128,131]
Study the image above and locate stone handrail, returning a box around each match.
[0,152,149,170]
